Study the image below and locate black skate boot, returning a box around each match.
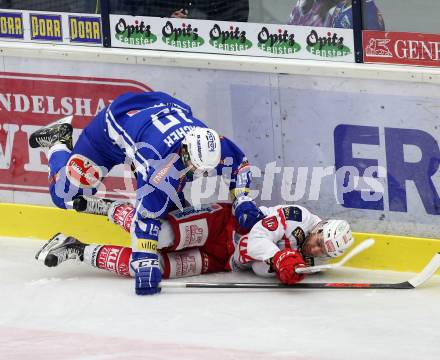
[35,233,86,267]
[29,116,73,150]
[72,195,115,215]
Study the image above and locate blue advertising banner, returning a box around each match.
[30,13,62,41]
[0,11,23,39]
[0,9,102,46]
[68,15,101,44]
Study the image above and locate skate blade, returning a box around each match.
[45,115,73,127]
[65,200,74,210]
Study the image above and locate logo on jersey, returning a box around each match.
[282,206,302,222]
[292,227,305,246]
[66,154,103,188]
[151,153,179,186]
[262,216,278,231]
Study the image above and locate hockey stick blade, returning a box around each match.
[407,252,440,287]
[296,238,375,274]
[161,252,440,290]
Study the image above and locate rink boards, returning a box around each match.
[1,202,439,274]
[0,41,440,267]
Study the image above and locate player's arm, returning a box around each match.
[130,203,163,295]
[218,137,264,230]
[246,207,306,284]
[130,156,183,295]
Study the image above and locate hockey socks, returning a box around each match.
[83,245,225,279]
[84,245,132,277]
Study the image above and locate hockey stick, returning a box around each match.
[160,252,440,290]
[296,238,375,274]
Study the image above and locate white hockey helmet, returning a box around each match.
[320,219,354,258]
[182,127,221,172]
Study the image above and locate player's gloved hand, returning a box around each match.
[232,195,265,230]
[108,201,135,233]
[130,252,162,295]
[272,249,306,285]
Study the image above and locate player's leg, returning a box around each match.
[111,201,237,273]
[35,234,220,279]
[50,131,116,209]
[164,203,232,251]
[29,116,74,150]
[105,201,232,251]
[35,233,132,276]
[86,246,228,279]
[226,234,255,272]
[29,116,74,208]
[35,233,86,267]
[29,113,117,209]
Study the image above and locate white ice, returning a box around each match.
[1,237,439,360]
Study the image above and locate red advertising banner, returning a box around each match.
[0,72,152,200]
[363,31,440,67]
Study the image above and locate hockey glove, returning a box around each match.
[272,249,306,285]
[130,252,162,295]
[232,195,265,231]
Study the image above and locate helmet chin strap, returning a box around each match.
[180,145,212,178]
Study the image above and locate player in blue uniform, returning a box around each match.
[287,0,385,30]
[29,91,263,296]
[332,0,385,30]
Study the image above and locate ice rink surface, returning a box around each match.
[1,237,439,360]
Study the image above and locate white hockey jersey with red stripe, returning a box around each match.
[245,205,322,262]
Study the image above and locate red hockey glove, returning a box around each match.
[272,249,306,285]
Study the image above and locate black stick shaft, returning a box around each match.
[162,281,414,290]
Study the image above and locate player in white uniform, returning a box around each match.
[35,201,353,285]
[232,204,353,284]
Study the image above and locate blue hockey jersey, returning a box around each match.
[84,91,251,221]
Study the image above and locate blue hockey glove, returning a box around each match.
[130,252,162,295]
[232,195,265,230]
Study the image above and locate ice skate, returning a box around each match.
[72,195,115,215]
[35,233,85,267]
[29,115,73,150]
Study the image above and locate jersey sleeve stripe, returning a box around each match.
[277,208,287,231]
